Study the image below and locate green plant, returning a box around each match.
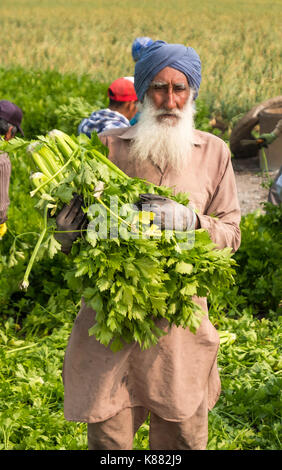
[0,67,108,139]
[208,203,282,319]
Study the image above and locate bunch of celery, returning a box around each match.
[2,130,236,351]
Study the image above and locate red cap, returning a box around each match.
[108,78,138,102]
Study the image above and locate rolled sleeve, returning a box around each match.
[197,153,241,252]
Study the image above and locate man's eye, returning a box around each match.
[153,84,166,90]
[150,83,187,92]
[174,85,187,91]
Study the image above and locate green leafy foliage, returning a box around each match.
[234,203,282,314]
[0,308,87,450]
[1,131,236,351]
[207,311,282,450]
[0,67,108,139]
[0,302,280,450]
[209,203,282,319]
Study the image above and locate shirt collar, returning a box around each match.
[118,124,204,145]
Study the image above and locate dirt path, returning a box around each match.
[232,157,277,216]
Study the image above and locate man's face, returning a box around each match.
[146,66,190,125]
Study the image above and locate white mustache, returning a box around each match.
[154,109,183,118]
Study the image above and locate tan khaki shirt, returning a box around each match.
[63,126,241,423]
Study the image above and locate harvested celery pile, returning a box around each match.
[0,131,236,351]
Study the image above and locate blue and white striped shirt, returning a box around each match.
[78,108,130,137]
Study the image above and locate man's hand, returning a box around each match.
[55,194,87,254]
[0,222,7,239]
[136,193,197,231]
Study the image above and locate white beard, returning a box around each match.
[129,92,196,172]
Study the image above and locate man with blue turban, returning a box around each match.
[61,40,241,450]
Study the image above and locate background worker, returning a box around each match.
[78,77,138,137]
[0,100,24,238]
[268,166,282,205]
[57,40,241,450]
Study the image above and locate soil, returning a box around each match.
[232,156,277,216]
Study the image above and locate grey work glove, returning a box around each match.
[136,193,196,231]
[55,194,87,254]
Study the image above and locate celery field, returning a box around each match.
[0,0,281,451]
[0,0,281,119]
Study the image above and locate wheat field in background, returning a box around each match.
[0,0,281,118]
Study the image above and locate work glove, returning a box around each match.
[55,194,87,254]
[258,132,277,147]
[259,119,282,147]
[0,222,7,239]
[136,194,196,231]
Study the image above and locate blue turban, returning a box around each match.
[131,37,154,62]
[134,40,201,101]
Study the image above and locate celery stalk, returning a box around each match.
[28,142,63,183]
[30,151,54,179]
[30,172,50,195]
[48,130,80,171]
[30,148,79,197]
[49,129,79,152]
[90,149,129,180]
[49,129,127,178]
[20,206,49,290]
[37,145,64,181]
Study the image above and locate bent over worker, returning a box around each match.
[57,40,241,450]
[0,100,24,238]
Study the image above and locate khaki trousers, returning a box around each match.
[87,394,208,450]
